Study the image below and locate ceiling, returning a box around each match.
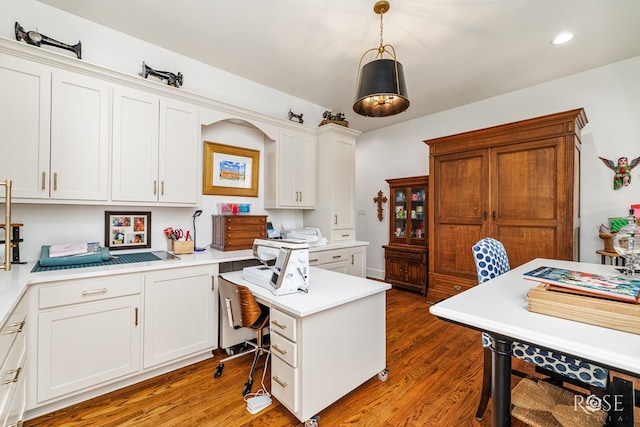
[37,0,640,133]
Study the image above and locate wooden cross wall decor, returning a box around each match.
[373,190,388,222]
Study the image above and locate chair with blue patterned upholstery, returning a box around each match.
[472,237,609,420]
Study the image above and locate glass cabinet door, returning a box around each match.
[409,187,426,244]
[392,188,407,242]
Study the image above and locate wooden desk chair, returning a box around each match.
[214,277,270,395]
[472,238,609,421]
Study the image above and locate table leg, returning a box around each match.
[490,334,513,427]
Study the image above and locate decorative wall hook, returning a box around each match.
[139,62,183,87]
[288,109,304,124]
[373,190,388,222]
[15,22,82,59]
[598,155,640,189]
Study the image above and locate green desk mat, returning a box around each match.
[31,252,161,272]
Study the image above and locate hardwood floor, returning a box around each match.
[24,287,630,426]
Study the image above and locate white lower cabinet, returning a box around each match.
[143,266,216,368]
[269,308,299,412]
[36,275,142,402]
[308,245,367,278]
[28,265,218,415]
[269,291,386,423]
[347,246,366,278]
[0,295,27,427]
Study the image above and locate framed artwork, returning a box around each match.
[105,211,151,250]
[203,141,259,197]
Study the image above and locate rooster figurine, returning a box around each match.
[599,155,640,189]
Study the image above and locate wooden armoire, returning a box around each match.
[423,108,586,303]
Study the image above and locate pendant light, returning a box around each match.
[353,0,409,117]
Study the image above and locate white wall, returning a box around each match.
[356,56,640,279]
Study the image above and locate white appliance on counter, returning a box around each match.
[283,227,327,246]
[243,238,309,295]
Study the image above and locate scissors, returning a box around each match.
[172,228,184,240]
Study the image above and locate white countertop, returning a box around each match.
[0,241,369,327]
[429,258,640,376]
[220,267,390,317]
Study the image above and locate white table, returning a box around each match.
[220,268,391,425]
[429,258,640,427]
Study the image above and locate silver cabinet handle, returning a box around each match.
[2,367,21,385]
[272,344,287,356]
[272,375,288,388]
[82,288,107,296]
[271,320,287,330]
[1,320,25,335]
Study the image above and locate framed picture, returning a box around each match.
[203,141,259,197]
[105,211,151,250]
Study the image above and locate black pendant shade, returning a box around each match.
[353,58,409,117]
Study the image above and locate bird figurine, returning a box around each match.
[598,155,640,189]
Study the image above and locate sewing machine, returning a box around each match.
[242,239,309,295]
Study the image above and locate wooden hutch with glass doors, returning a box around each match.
[383,175,429,295]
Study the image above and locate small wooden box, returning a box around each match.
[527,284,640,335]
[167,239,194,254]
[211,215,267,251]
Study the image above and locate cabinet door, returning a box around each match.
[275,131,299,207]
[271,130,316,208]
[491,138,566,266]
[112,86,159,202]
[0,54,51,199]
[331,136,355,229]
[158,98,199,204]
[385,258,406,283]
[431,149,488,280]
[143,268,216,368]
[390,187,408,244]
[348,246,366,278]
[50,70,110,200]
[296,134,317,208]
[37,296,141,402]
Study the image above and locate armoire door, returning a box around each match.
[431,149,489,282]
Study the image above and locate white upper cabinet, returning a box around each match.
[0,55,109,201]
[50,70,110,201]
[112,87,199,205]
[264,129,317,209]
[0,54,51,199]
[158,98,199,204]
[303,124,361,242]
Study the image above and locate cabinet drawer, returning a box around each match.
[0,298,26,370]
[222,216,266,226]
[270,309,296,342]
[385,248,427,262]
[271,355,298,413]
[308,253,321,266]
[0,327,25,420]
[39,275,142,309]
[270,332,297,368]
[319,248,349,265]
[330,229,355,242]
[427,276,473,303]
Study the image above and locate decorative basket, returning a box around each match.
[598,231,615,252]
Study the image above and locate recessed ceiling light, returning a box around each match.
[551,32,574,45]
